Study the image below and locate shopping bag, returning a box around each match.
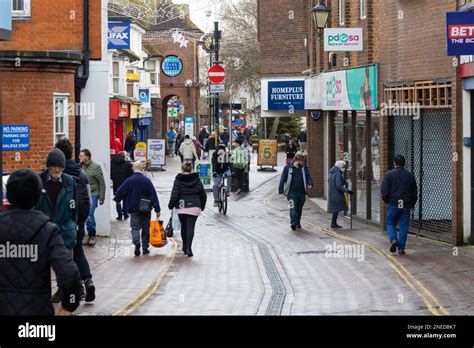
[165,217,174,238]
[150,220,167,248]
[172,209,181,231]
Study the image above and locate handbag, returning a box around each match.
[165,217,174,238]
[150,220,167,248]
[138,198,152,214]
[172,209,181,231]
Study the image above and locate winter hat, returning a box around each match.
[185,135,190,139]
[46,148,66,168]
[6,169,43,209]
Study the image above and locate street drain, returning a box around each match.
[292,250,330,256]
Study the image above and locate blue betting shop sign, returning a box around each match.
[2,125,30,151]
[268,81,305,110]
[446,12,474,56]
[108,22,131,49]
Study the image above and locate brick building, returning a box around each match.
[258,0,471,245]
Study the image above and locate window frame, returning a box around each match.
[112,61,120,94]
[53,94,69,144]
[360,0,367,20]
[339,0,345,26]
[12,0,31,18]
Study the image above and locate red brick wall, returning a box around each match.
[0,0,102,59]
[0,64,76,172]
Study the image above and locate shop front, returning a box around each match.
[109,99,130,154]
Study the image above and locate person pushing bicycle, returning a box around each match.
[212,143,232,207]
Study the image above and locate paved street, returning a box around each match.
[71,153,474,316]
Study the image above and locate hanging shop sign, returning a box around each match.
[147,139,166,167]
[267,80,305,111]
[162,55,183,77]
[324,28,363,52]
[446,12,474,56]
[305,65,378,111]
[126,73,140,82]
[167,107,178,118]
[257,139,278,167]
[2,125,30,151]
[108,22,131,49]
[139,89,150,107]
[184,116,195,137]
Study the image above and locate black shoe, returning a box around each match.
[182,246,187,254]
[331,224,343,229]
[390,241,398,253]
[116,216,123,221]
[52,289,62,303]
[186,247,193,257]
[291,224,297,230]
[143,248,150,255]
[134,245,141,256]
[124,215,129,220]
[296,224,302,229]
[398,250,406,256]
[84,279,95,303]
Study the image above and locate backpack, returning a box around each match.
[72,172,91,219]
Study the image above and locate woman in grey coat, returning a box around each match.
[328,161,353,228]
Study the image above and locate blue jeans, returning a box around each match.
[213,170,232,202]
[86,195,99,236]
[287,191,306,226]
[387,205,411,251]
[74,212,92,280]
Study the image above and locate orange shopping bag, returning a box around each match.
[150,220,168,248]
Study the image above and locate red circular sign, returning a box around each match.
[208,65,226,84]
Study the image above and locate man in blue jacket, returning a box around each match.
[381,155,418,255]
[278,152,313,230]
[114,161,161,256]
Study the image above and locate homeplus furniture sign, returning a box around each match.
[324,28,363,52]
[267,81,305,110]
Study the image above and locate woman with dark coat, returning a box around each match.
[328,161,353,228]
[111,152,133,220]
[285,139,299,165]
[124,132,137,160]
[168,162,207,257]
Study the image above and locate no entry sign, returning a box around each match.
[208,65,226,84]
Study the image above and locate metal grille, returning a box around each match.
[390,109,453,242]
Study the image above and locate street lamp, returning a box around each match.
[312,0,331,36]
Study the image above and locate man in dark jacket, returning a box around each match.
[0,169,82,315]
[114,161,161,256]
[124,132,137,160]
[199,127,209,148]
[111,152,133,220]
[220,128,230,146]
[212,144,232,207]
[278,152,313,230]
[381,155,418,255]
[55,138,95,303]
[297,128,308,154]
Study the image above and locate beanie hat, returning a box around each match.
[6,169,43,209]
[46,148,66,168]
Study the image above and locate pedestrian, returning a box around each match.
[0,169,83,315]
[278,152,313,230]
[175,130,184,157]
[55,138,95,303]
[192,136,204,160]
[112,136,123,157]
[124,132,137,160]
[220,128,230,146]
[36,148,79,303]
[79,149,106,246]
[243,127,251,141]
[212,143,232,207]
[204,131,217,153]
[114,161,161,257]
[167,127,177,157]
[328,161,353,229]
[297,128,308,154]
[111,151,133,220]
[381,155,418,255]
[231,139,248,194]
[179,134,199,166]
[284,131,290,146]
[168,162,207,257]
[199,126,209,148]
[285,139,299,165]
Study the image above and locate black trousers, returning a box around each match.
[233,168,245,190]
[179,214,198,250]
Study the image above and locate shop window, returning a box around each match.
[113,62,120,94]
[360,0,367,19]
[54,95,69,144]
[339,0,346,26]
[12,0,30,18]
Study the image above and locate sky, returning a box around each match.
[172,0,222,33]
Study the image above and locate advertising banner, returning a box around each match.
[257,139,278,167]
[324,28,363,52]
[184,116,195,137]
[446,12,474,56]
[267,80,305,111]
[196,162,212,188]
[108,22,130,49]
[147,139,166,167]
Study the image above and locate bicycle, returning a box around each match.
[217,174,228,215]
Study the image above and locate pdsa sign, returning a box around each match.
[267,81,305,110]
[446,12,474,55]
[2,125,30,151]
[162,55,183,77]
[108,22,130,49]
[324,28,363,51]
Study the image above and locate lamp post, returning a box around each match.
[312,0,331,36]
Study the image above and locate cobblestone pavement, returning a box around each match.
[72,152,474,316]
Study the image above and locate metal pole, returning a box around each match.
[214,21,220,148]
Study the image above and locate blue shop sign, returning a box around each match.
[162,55,183,77]
[446,12,474,56]
[268,80,305,110]
[108,22,131,49]
[2,124,30,151]
[139,89,150,104]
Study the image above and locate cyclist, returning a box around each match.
[212,143,232,207]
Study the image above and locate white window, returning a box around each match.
[54,95,69,144]
[113,61,120,94]
[127,70,134,98]
[12,0,31,18]
[360,0,367,19]
[339,0,345,25]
